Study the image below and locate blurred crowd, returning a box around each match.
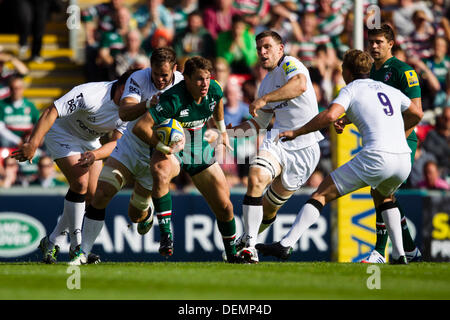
[0,0,449,191]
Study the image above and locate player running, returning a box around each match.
[227,30,323,263]
[256,49,423,264]
[70,48,183,265]
[12,71,133,264]
[132,56,247,263]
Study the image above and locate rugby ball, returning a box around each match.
[156,118,185,146]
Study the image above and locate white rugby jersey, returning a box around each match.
[120,68,184,156]
[258,55,324,150]
[51,81,127,141]
[332,79,412,154]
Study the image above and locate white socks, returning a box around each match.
[48,214,68,247]
[81,217,104,255]
[381,207,405,259]
[64,199,86,249]
[280,203,320,248]
[243,203,264,247]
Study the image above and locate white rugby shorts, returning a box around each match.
[45,127,101,160]
[331,149,411,197]
[110,132,153,190]
[258,137,321,191]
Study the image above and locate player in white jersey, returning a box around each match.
[227,31,323,263]
[12,70,134,264]
[71,48,183,265]
[256,49,423,264]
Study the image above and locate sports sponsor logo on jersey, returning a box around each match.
[384,71,392,82]
[129,78,141,95]
[0,212,46,257]
[405,70,419,87]
[209,101,216,111]
[179,109,189,117]
[155,104,163,112]
[67,93,85,113]
[282,61,297,75]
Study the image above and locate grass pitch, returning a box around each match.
[0,262,449,300]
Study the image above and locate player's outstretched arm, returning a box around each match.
[12,104,58,163]
[278,103,345,141]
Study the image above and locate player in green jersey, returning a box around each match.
[361,24,423,263]
[133,56,247,263]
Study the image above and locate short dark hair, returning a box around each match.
[367,23,395,43]
[116,68,139,86]
[183,56,213,78]
[255,30,283,44]
[150,47,177,68]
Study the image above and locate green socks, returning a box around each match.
[153,193,172,236]
[375,202,416,257]
[217,218,237,257]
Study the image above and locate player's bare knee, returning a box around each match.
[152,162,173,185]
[247,173,270,195]
[69,180,88,194]
[215,199,234,221]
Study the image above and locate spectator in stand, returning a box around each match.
[96,7,133,80]
[392,44,407,62]
[0,75,39,148]
[213,57,231,89]
[256,4,302,56]
[419,36,450,108]
[224,80,250,127]
[134,0,175,46]
[172,0,198,36]
[422,107,450,178]
[296,12,331,67]
[429,0,450,41]
[316,0,352,57]
[81,0,126,81]
[146,28,172,56]
[403,10,434,60]
[203,0,240,40]
[233,0,270,30]
[416,160,450,190]
[216,15,258,74]
[0,49,29,100]
[392,0,433,39]
[114,29,149,78]
[29,155,66,187]
[407,138,437,188]
[15,0,53,63]
[173,11,216,62]
[0,156,22,188]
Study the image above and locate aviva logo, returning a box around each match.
[0,213,46,257]
[333,124,376,262]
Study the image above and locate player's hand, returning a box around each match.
[218,131,233,152]
[11,142,37,163]
[249,97,267,117]
[78,151,96,167]
[147,93,161,109]
[276,130,298,142]
[204,128,219,144]
[168,136,185,154]
[333,118,347,134]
